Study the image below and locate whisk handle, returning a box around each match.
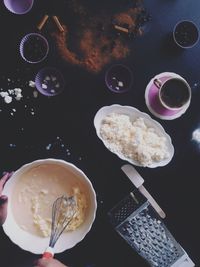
[42,247,54,259]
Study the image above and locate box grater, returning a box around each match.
[108,190,194,267]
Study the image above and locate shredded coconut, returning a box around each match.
[100,113,170,167]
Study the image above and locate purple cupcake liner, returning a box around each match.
[4,0,34,15]
[105,64,133,93]
[19,33,49,64]
[35,67,66,96]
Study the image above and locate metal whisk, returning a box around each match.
[43,195,77,259]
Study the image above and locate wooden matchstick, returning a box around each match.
[52,16,64,32]
[37,15,49,31]
[114,24,129,34]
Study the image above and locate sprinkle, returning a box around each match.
[42,84,48,89]
[0,92,9,97]
[29,81,36,88]
[14,88,22,94]
[52,76,57,82]
[15,94,23,101]
[8,89,14,95]
[9,144,16,148]
[4,95,12,104]
[115,86,120,90]
[45,76,50,81]
[55,83,60,88]
[118,81,124,87]
[46,144,52,150]
[33,90,38,98]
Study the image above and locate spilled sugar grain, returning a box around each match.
[6,136,83,163]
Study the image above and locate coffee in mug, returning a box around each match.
[154,77,191,110]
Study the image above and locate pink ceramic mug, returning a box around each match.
[153,76,191,111]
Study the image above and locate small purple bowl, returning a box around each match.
[105,64,133,93]
[20,33,49,64]
[4,0,34,15]
[173,20,199,49]
[35,67,66,96]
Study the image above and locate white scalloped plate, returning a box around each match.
[2,159,97,254]
[94,104,174,168]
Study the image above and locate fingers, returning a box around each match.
[34,258,68,267]
[34,258,50,267]
[0,195,8,225]
[0,172,13,226]
[0,172,14,191]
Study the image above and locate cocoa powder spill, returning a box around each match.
[51,1,147,73]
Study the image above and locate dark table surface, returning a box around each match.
[0,0,200,266]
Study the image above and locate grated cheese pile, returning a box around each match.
[100,113,170,167]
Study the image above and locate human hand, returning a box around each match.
[0,172,14,225]
[34,258,68,267]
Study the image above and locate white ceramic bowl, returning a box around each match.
[94,104,174,168]
[2,158,97,254]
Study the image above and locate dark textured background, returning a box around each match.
[0,0,200,266]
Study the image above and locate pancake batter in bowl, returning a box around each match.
[11,163,88,237]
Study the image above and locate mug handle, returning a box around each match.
[153,78,162,89]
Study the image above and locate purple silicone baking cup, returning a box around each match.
[19,33,49,64]
[35,67,66,96]
[4,0,34,15]
[105,64,133,93]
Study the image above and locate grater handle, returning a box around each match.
[171,249,195,267]
[121,164,166,219]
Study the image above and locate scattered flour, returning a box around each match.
[100,113,170,167]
